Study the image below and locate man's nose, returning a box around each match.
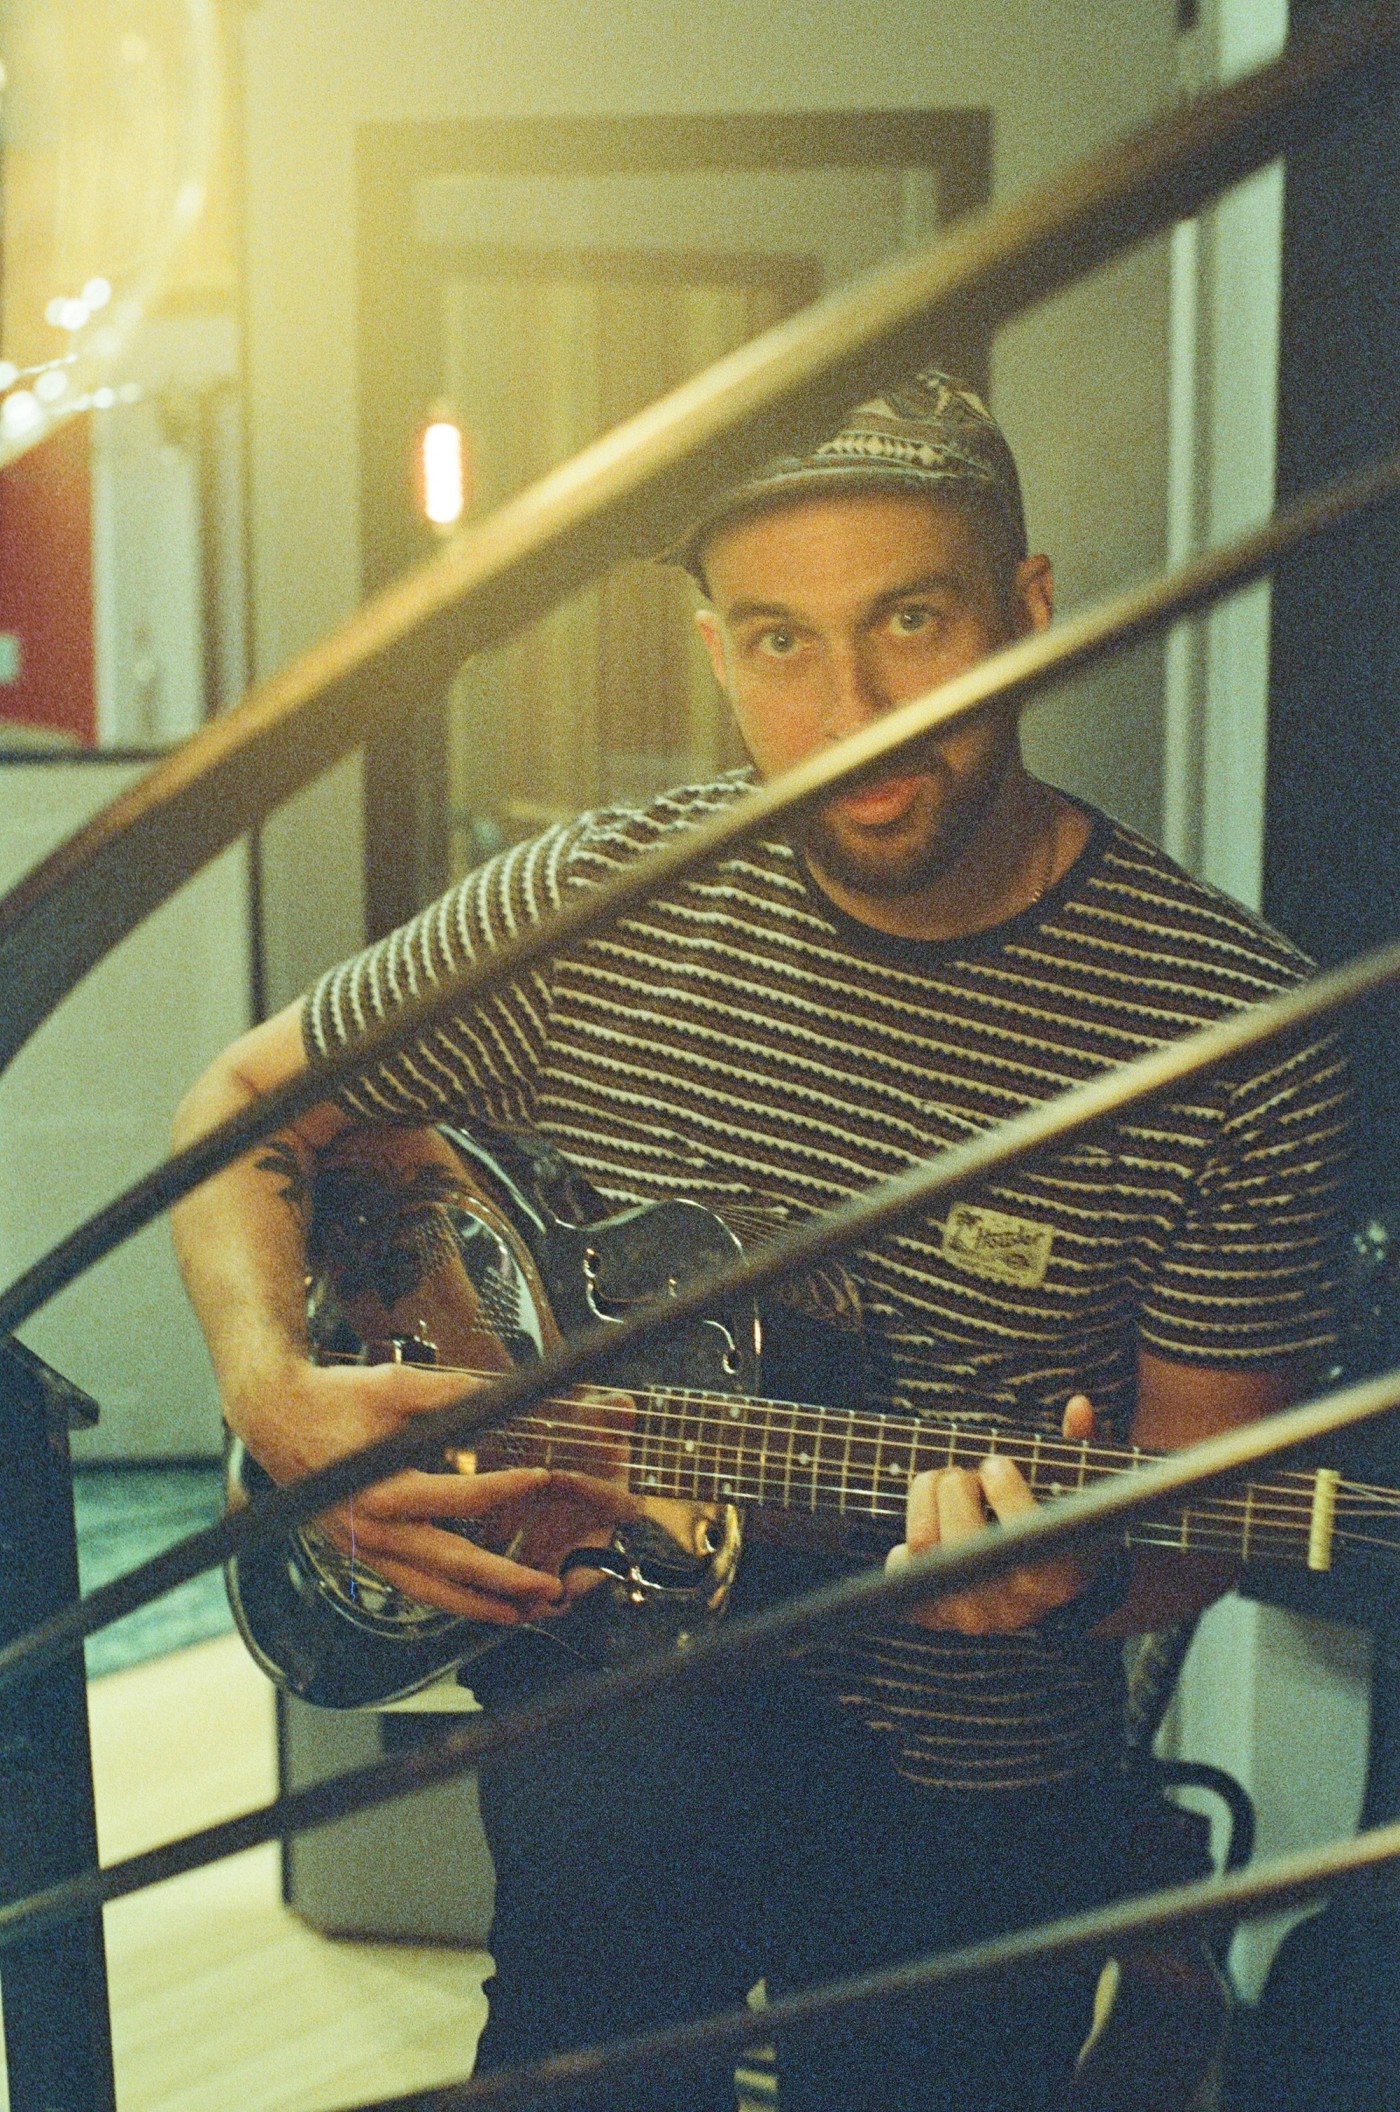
[822,644,891,737]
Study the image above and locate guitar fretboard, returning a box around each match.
[474,1382,1395,1568]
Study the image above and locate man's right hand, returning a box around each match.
[172,1002,641,1628]
[231,1351,639,1625]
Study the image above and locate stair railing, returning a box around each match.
[1,13,1400,2110]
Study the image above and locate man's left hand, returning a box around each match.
[887,1393,1101,1633]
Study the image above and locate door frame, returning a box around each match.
[354,110,993,935]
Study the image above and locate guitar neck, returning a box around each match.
[483,1385,1375,1572]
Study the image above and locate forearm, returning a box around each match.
[171,1124,310,1431]
[169,1008,345,1452]
[1096,1349,1314,1636]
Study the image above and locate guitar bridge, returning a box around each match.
[560,1524,712,1607]
[560,1543,657,1606]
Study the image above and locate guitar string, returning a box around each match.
[311,1359,1400,1538]
[329,1418,1396,1560]
[318,1350,1353,1489]
[482,1409,1393,1516]
[476,1390,1400,1516]
[1315,1476,1400,1500]
[490,1416,1326,1504]
[316,1351,1191,1477]
[320,1349,1400,1516]
[473,1424,1390,1541]
[356,1427,1389,1541]
[1305,1527,1400,1553]
[480,1473,1313,1554]
[412,1397,1400,1529]
[487,1416,1322,1498]
[509,1467,1400,1553]
[445,1406,1400,1532]
[591,1401,1400,1512]
[498,1469,1334,1537]
[479,1462,1355,1559]
[513,1395,1400,1518]
[508,1463,1351,1535]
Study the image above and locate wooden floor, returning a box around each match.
[1,1635,491,2112]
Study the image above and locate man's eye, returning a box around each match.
[890,605,937,636]
[755,626,799,657]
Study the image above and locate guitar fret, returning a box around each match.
[666,1389,681,1499]
[638,1398,654,1492]
[694,1391,707,1501]
[694,1391,708,1501]
[725,1396,743,1502]
[675,1390,692,1497]
[708,1393,723,1500]
[639,1392,657,1495]
[675,1389,696,1501]
[755,1395,773,1508]
[782,1407,796,1514]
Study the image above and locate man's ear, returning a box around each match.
[1014,553,1054,635]
[693,607,730,692]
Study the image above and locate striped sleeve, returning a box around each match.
[301,821,583,1129]
[1137,1024,1354,1364]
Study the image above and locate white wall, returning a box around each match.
[0,764,250,1458]
[1166,1591,1373,2001]
[240,0,1180,1007]
[1155,0,1375,2002]
[1163,0,1287,905]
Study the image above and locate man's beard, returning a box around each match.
[794,714,1021,903]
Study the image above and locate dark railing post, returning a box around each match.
[0,1339,115,2112]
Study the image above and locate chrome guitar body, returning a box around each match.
[226,1122,791,1709]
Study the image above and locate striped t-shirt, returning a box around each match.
[304,773,1351,1790]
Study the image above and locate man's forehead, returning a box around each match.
[701,488,996,607]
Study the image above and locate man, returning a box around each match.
[172,370,1350,2110]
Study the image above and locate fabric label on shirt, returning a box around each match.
[941,1203,1055,1288]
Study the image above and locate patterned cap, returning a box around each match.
[674,367,1027,581]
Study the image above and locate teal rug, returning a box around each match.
[72,1464,233,1679]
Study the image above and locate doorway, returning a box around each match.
[355,112,992,932]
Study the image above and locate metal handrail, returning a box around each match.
[0,4,1394,1075]
[0,30,1394,2108]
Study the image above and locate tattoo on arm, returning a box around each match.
[256,1138,312,1219]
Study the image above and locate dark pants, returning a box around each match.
[471,1623,1137,2112]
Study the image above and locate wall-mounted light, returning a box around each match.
[414,402,470,532]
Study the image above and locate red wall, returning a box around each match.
[0,416,97,746]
